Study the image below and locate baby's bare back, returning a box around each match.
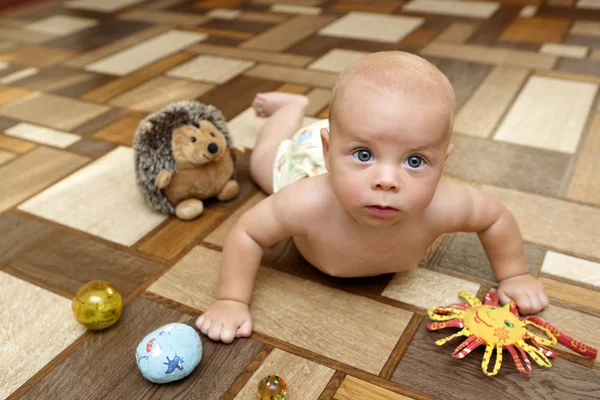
[289,175,440,277]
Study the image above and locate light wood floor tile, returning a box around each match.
[0,85,31,105]
[536,305,600,362]
[241,15,336,51]
[421,42,557,69]
[239,10,289,23]
[144,0,187,8]
[305,87,331,116]
[334,375,413,400]
[189,43,314,67]
[0,45,75,67]
[271,4,322,14]
[0,146,88,213]
[86,30,206,76]
[519,5,538,16]
[0,272,86,399]
[382,268,480,310]
[0,92,111,131]
[541,251,600,289]
[577,0,600,9]
[570,20,600,36]
[0,148,14,165]
[403,0,500,18]
[81,52,195,103]
[149,246,413,374]
[540,277,600,313]
[245,63,337,88]
[65,0,146,12]
[0,134,36,153]
[92,111,146,146]
[206,8,241,19]
[227,106,319,149]
[205,192,265,246]
[591,49,600,60]
[195,0,245,7]
[0,67,40,85]
[25,15,98,37]
[0,26,54,44]
[540,43,588,58]
[494,75,597,153]
[179,26,254,40]
[454,66,529,138]
[500,16,570,44]
[569,113,600,205]
[109,76,214,112]
[64,25,173,68]
[251,0,322,6]
[436,22,476,43]
[18,146,167,246]
[119,9,208,25]
[5,123,80,148]
[308,48,368,73]
[166,55,255,84]
[235,348,334,400]
[480,185,600,260]
[319,11,423,43]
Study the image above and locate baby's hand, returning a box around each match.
[196,299,253,343]
[497,274,549,315]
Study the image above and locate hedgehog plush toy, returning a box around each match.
[133,101,244,220]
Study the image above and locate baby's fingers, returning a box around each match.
[236,318,253,338]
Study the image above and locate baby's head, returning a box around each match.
[320,51,456,227]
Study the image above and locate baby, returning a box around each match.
[196,51,549,343]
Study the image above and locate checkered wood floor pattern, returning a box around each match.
[1,0,600,399]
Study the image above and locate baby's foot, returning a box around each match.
[252,92,309,118]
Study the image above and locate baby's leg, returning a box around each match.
[250,92,309,195]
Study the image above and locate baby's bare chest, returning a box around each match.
[295,219,436,277]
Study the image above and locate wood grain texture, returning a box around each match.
[335,375,414,400]
[234,348,335,399]
[9,229,162,298]
[138,208,225,260]
[0,272,87,400]
[0,134,36,153]
[0,44,75,67]
[148,245,414,375]
[569,113,600,205]
[21,298,264,400]
[540,277,600,313]
[0,148,14,165]
[500,16,571,44]
[0,212,53,264]
[0,146,89,213]
[91,111,146,146]
[244,63,338,88]
[0,85,31,105]
[392,319,600,399]
[188,42,314,66]
[67,138,116,158]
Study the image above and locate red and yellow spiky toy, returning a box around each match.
[427,291,597,376]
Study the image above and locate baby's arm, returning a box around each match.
[196,184,311,343]
[433,181,549,314]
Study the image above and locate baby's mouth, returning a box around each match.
[365,205,399,217]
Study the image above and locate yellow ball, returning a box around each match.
[72,281,123,330]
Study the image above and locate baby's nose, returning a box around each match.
[208,143,218,154]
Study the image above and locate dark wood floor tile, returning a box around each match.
[536,6,600,21]
[22,297,263,400]
[261,237,395,295]
[45,19,152,52]
[5,1,63,19]
[445,134,571,197]
[424,56,492,109]
[392,319,600,400]
[198,75,281,120]
[0,64,23,79]
[435,232,543,284]
[468,6,521,45]
[199,17,273,34]
[288,34,399,58]
[0,115,18,131]
[556,57,600,77]
[67,138,117,158]
[202,36,244,46]
[563,34,600,49]
[8,229,163,298]
[14,65,113,98]
[72,108,129,136]
[0,212,53,265]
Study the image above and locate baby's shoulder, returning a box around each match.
[271,174,333,219]
[423,179,482,232]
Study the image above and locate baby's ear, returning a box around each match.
[320,127,330,169]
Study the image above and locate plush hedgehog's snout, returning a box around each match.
[208,143,218,154]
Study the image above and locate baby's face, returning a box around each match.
[323,88,453,227]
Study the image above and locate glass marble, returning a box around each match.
[257,375,288,400]
[72,280,123,330]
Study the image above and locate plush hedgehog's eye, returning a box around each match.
[190,137,196,143]
[210,133,215,137]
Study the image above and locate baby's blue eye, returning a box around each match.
[353,149,373,162]
[405,155,424,169]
